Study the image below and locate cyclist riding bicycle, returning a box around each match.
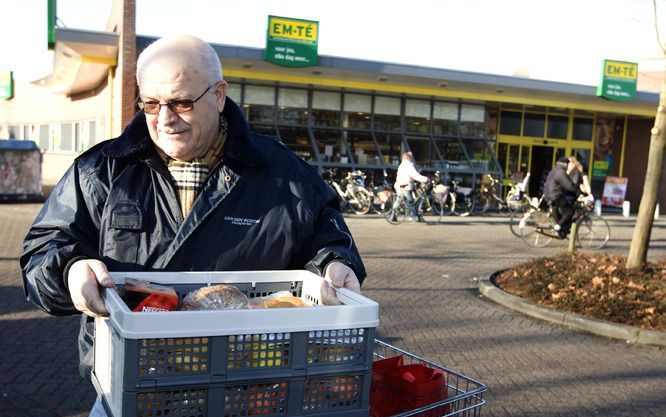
[390,151,429,222]
[544,156,580,238]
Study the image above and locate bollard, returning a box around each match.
[594,199,602,216]
[655,204,660,220]
[622,201,630,217]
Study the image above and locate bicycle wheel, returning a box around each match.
[519,212,553,248]
[509,211,526,237]
[350,188,372,215]
[576,214,610,249]
[384,200,407,225]
[453,194,474,216]
[472,192,490,215]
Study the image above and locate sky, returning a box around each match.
[1,0,665,85]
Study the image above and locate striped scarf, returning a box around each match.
[160,117,228,218]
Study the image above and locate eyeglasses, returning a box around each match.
[137,85,212,115]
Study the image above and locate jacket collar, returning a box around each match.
[102,97,267,168]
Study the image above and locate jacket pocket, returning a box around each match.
[104,201,143,263]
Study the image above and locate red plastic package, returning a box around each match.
[123,278,179,312]
[370,355,449,417]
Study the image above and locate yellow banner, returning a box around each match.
[269,17,318,42]
[603,61,638,80]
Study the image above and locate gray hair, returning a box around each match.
[136,35,223,86]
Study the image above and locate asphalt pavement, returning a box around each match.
[0,204,664,417]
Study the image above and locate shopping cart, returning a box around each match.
[373,340,486,417]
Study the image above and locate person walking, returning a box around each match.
[391,151,429,222]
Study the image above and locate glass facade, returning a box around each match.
[227,81,500,185]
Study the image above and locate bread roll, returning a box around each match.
[262,296,308,308]
[182,284,249,310]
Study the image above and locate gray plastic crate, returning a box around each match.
[93,270,379,417]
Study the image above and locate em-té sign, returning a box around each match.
[596,59,638,101]
[265,15,318,68]
[0,72,13,100]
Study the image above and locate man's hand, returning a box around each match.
[68,259,115,317]
[320,261,361,305]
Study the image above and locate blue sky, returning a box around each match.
[1,0,664,85]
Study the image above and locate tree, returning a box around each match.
[626,0,666,269]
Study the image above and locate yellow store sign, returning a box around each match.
[268,17,318,43]
[603,61,638,80]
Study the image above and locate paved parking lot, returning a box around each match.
[1,204,665,417]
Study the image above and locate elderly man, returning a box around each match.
[21,35,365,416]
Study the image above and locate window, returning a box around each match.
[8,125,19,139]
[76,121,96,152]
[375,132,404,166]
[373,96,401,131]
[277,126,314,162]
[404,99,430,134]
[60,123,74,151]
[499,111,521,135]
[343,93,371,129]
[432,102,458,136]
[345,131,381,165]
[434,139,466,169]
[463,139,493,171]
[460,104,485,137]
[497,143,508,174]
[523,113,545,137]
[547,114,568,139]
[244,85,274,124]
[312,91,341,127]
[227,83,242,103]
[250,124,278,137]
[406,137,440,168]
[277,88,308,125]
[572,117,593,141]
[312,129,349,163]
[38,124,49,150]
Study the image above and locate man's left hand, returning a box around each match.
[321,261,361,305]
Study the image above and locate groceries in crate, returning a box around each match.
[370,355,449,417]
[182,284,250,310]
[249,291,313,308]
[120,280,315,312]
[122,278,179,312]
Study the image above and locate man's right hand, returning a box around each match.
[68,259,115,317]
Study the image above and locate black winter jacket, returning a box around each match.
[543,164,578,202]
[20,98,366,376]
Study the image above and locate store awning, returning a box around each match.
[33,28,118,96]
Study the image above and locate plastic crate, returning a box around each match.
[92,270,379,417]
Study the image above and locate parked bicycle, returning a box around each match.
[448,180,475,216]
[518,195,610,249]
[371,169,394,214]
[322,169,373,215]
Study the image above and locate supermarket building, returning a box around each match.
[0,0,660,209]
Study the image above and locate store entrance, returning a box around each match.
[529,146,554,197]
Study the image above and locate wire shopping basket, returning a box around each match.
[373,340,486,417]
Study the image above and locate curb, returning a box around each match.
[478,273,666,348]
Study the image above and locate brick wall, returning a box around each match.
[622,116,666,212]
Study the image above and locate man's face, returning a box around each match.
[139,59,227,162]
